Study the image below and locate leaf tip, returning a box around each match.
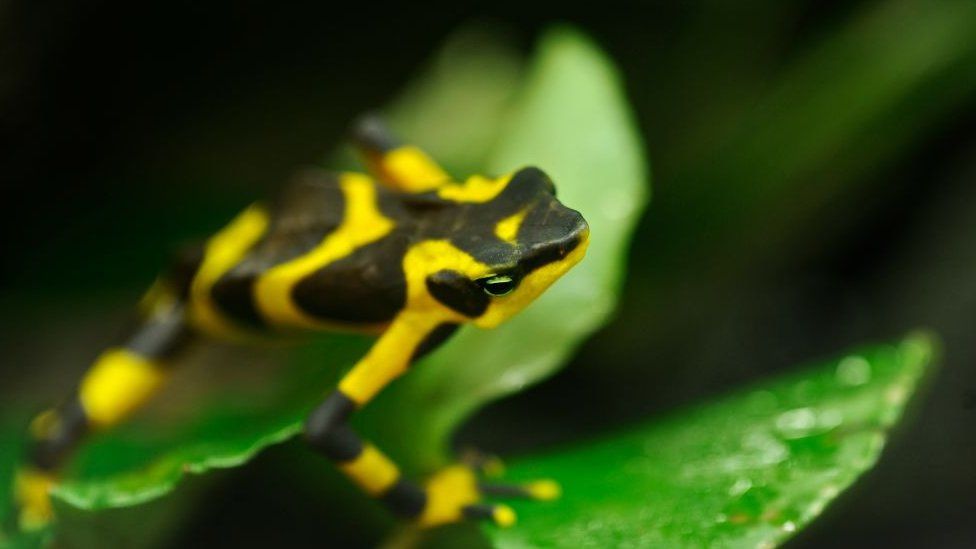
[899,330,940,368]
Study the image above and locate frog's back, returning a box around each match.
[193,169,411,335]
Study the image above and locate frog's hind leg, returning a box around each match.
[350,115,450,193]
[12,250,200,531]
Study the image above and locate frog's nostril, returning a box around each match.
[551,211,589,256]
[567,211,589,241]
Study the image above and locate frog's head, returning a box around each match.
[418,167,589,328]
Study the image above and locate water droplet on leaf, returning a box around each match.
[729,478,752,497]
[836,355,871,386]
[775,407,817,439]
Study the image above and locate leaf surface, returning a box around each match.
[487,334,935,548]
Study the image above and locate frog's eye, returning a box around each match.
[476,275,518,297]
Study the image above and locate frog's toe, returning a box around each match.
[463,503,517,527]
[13,467,56,531]
[419,453,559,529]
[480,479,562,501]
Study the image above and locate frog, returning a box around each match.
[11,116,589,533]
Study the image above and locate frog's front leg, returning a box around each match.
[303,315,556,528]
[350,115,450,193]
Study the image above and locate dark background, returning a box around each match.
[2,0,975,547]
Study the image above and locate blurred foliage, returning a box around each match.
[629,0,976,349]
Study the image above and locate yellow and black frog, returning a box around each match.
[13,116,589,532]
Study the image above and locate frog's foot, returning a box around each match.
[13,467,56,531]
[417,454,560,529]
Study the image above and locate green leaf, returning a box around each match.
[487,333,935,548]
[0,23,649,543]
[0,338,367,548]
[362,25,649,471]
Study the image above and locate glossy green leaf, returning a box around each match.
[487,334,935,548]
[0,24,648,544]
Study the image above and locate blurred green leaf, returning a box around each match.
[487,333,935,548]
[0,338,366,548]
[331,26,525,177]
[0,24,648,544]
[0,426,52,549]
[643,0,976,300]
